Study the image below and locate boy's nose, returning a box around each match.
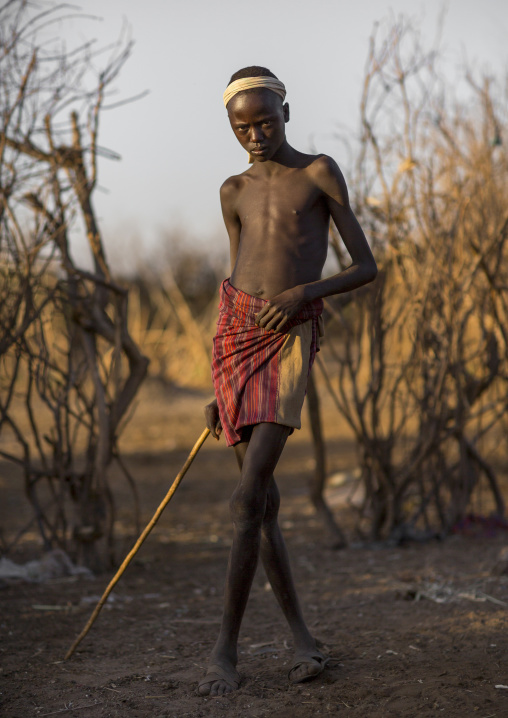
[249,126,264,143]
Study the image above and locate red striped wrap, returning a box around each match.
[212,278,323,447]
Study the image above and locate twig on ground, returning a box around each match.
[40,703,102,717]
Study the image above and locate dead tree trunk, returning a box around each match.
[306,371,347,547]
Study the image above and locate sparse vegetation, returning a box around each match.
[0,1,148,568]
[1,7,506,559]
[319,18,508,540]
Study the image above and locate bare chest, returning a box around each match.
[236,172,324,228]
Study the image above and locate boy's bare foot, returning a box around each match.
[198,660,240,696]
[288,648,329,684]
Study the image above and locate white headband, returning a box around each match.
[223,76,286,107]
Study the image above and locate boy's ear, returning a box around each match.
[283,102,290,123]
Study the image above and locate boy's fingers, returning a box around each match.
[256,302,283,326]
[205,404,222,439]
[265,310,287,331]
[256,304,291,332]
[209,414,221,440]
[259,306,279,327]
[255,305,270,324]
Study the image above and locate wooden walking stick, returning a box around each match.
[64,427,210,660]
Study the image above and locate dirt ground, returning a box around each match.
[1,381,508,717]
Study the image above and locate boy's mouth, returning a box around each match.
[250,147,268,156]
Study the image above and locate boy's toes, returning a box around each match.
[207,679,222,696]
[198,663,240,696]
[288,651,329,684]
[198,681,211,696]
[209,679,232,696]
[289,661,320,682]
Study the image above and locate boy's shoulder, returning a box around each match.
[306,153,342,180]
[219,173,246,209]
[220,172,247,194]
[306,153,347,199]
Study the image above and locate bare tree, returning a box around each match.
[318,18,508,541]
[0,1,149,568]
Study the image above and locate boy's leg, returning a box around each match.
[234,443,327,682]
[198,422,290,697]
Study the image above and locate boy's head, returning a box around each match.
[224,66,289,162]
[223,66,286,107]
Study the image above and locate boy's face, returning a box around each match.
[227,89,289,162]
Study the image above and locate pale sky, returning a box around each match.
[59,0,508,269]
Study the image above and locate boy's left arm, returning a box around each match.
[256,156,377,332]
[307,155,378,299]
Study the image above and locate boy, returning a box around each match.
[199,66,377,696]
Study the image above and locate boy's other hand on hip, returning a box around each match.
[255,286,306,333]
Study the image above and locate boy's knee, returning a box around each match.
[229,486,265,531]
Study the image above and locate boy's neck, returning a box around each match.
[250,140,300,175]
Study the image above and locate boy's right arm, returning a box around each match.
[219,177,242,273]
[204,179,242,440]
